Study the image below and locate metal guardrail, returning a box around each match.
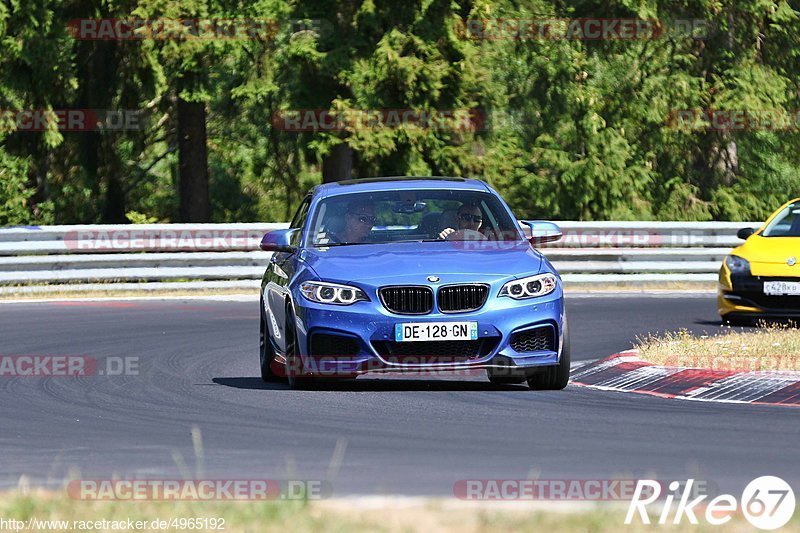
[0,221,758,293]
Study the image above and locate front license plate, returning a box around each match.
[764,281,800,296]
[395,321,478,342]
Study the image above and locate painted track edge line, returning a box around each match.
[570,351,800,407]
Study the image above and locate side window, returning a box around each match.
[289,197,311,245]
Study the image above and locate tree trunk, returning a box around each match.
[712,136,739,187]
[322,143,353,183]
[178,97,210,222]
[101,166,127,223]
[80,39,123,223]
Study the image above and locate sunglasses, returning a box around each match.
[352,214,376,225]
[459,213,483,223]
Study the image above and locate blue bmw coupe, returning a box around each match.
[259,177,568,390]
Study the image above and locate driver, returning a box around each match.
[329,200,376,244]
[438,203,484,240]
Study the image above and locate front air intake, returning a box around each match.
[438,284,489,313]
[379,286,434,315]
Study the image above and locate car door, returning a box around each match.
[265,197,311,355]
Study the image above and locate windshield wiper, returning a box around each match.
[312,241,377,247]
[313,238,443,247]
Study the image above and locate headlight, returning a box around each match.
[725,255,751,274]
[300,281,369,305]
[499,273,558,299]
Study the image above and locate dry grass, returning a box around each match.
[635,323,800,371]
[564,281,716,293]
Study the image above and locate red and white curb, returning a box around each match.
[570,351,800,407]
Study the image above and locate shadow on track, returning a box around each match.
[212,377,528,392]
[687,316,752,328]
[694,318,798,329]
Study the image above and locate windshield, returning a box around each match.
[307,189,523,246]
[762,203,800,237]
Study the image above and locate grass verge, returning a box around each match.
[564,281,716,293]
[635,323,800,371]
[1,491,796,532]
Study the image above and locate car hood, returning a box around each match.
[301,241,543,285]
[734,235,800,263]
[733,235,800,276]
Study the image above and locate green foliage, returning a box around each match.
[125,210,159,224]
[0,0,799,225]
[0,151,53,225]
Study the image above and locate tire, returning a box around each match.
[527,320,571,391]
[259,297,281,382]
[284,307,312,390]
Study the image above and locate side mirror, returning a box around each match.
[521,220,563,245]
[737,227,756,240]
[260,229,298,253]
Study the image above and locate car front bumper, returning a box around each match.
[718,267,800,318]
[291,290,565,378]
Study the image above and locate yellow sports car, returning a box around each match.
[719,198,800,324]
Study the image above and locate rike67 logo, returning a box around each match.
[626,476,795,530]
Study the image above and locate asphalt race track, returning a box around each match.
[1,295,798,497]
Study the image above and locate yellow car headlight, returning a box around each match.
[725,255,751,275]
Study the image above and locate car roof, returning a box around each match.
[312,176,490,198]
